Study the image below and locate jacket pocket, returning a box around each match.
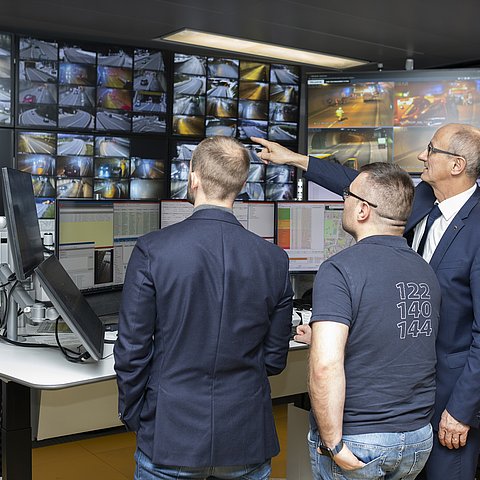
[446,350,469,369]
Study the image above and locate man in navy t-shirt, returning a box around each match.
[305,164,440,480]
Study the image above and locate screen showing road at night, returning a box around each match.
[308,70,480,173]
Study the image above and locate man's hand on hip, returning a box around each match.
[324,443,365,471]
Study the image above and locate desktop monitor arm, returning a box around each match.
[0,263,35,341]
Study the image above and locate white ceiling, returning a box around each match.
[2,0,480,71]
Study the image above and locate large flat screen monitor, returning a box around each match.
[307,68,480,174]
[276,202,354,272]
[1,167,45,280]
[34,255,104,361]
[56,199,159,291]
[160,200,275,242]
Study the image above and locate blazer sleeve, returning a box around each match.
[263,254,294,376]
[114,238,156,431]
[446,248,480,428]
[304,155,359,195]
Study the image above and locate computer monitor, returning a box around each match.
[276,201,354,272]
[160,200,275,241]
[56,199,159,291]
[232,201,275,241]
[34,255,105,361]
[1,167,45,280]
[307,68,480,174]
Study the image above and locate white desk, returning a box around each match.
[0,342,115,480]
[0,342,115,389]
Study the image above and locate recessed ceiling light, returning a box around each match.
[157,29,368,69]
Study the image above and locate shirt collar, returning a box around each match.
[193,203,233,214]
[437,184,477,221]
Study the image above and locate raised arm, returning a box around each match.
[251,137,359,196]
[251,137,310,170]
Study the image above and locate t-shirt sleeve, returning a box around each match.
[311,260,352,327]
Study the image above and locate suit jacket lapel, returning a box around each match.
[405,181,437,237]
[429,187,480,270]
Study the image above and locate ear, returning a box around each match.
[451,155,466,177]
[189,170,200,189]
[356,201,371,222]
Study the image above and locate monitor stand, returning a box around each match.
[0,264,35,342]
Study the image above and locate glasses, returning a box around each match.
[342,187,378,208]
[427,142,461,158]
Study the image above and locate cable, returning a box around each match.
[1,279,19,337]
[0,287,8,329]
[54,317,86,363]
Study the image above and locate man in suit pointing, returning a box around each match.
[115,136,293,480]
[253,123,480,480]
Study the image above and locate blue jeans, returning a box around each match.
[134,448,271,480]
[308,423,433,480]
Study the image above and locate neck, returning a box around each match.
[430,179,476,202]
[194,192,233,210]
[355,226,404,242]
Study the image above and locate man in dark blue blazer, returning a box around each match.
[253,124,480,480]
[114,136,293,480]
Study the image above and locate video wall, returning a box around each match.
[172,54,299,140]
[17,131,167,218]
[0,33,12,125]
[170,141,296,201]
[307,69,480,173]
[169,55,300,200]
[0,32,302,217]
[17,37,167,133]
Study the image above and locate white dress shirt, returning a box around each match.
[412,184,477,263]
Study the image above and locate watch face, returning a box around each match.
[318,444,332,457]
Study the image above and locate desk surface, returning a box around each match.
[0,342,115,390]
[0,339,306,391]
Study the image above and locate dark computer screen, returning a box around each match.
[56,199,159,292]
[1,167,45,280]
[276,201,354,272]
[34,254,105,361]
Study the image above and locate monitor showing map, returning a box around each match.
[275,202,354,272]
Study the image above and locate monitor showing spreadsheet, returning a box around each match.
[56,200,159,291]
[276,202,354,272]
[160,200,275,241]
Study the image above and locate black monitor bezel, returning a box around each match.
[1,167,45,281]
[34,254,105,361]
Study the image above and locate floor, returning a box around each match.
[31,404,288,480]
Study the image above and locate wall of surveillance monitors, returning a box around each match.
[307,69,480,174]
[0,31,301,218]
[0,34,12,125]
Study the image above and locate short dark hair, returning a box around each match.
[360,162,414,225]
[191,137,250,200]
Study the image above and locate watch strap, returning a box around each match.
[319,439,344,457]
[329,439,344,457]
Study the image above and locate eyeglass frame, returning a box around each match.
[342,186,378,209]
[427,142,463,159]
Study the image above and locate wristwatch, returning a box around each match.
[318,439,344,458]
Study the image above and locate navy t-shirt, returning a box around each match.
[310,235,441,434]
